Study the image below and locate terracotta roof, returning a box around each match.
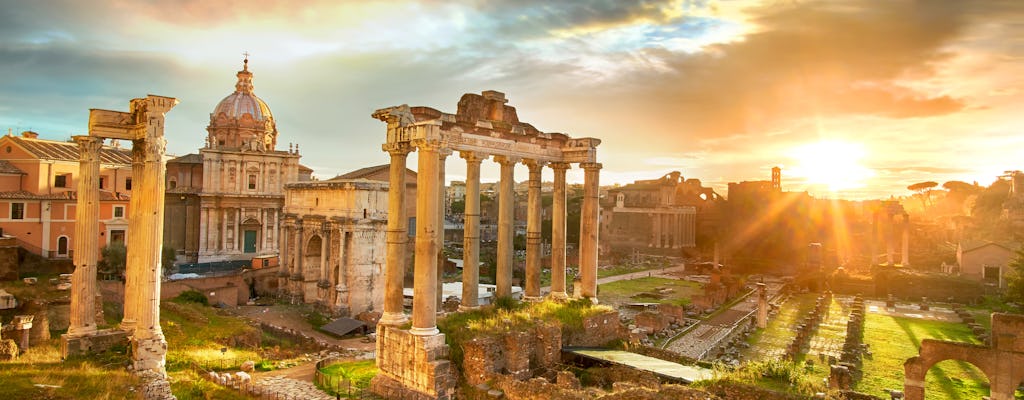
[0,160,25,175]
[960,241,1019,253]
[0,190,130,201]
[333,164,416,181]
[168,153,202,164]
[298,164,313,173]
[6,136,131,164]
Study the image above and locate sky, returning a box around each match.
[1,0,1022,200]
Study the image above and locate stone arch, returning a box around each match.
[56,235,69,257]
[304,234,322,280]
[904,340,997,400]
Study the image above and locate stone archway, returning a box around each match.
[305,234,322,280]
[904,313,1024,400]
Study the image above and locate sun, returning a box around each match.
[788,140,873,191]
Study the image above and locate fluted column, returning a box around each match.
[319,227,328,282]
[380,143,411,326]
[126,96,176,374]
[460,151,485,310]
[549,163,570,300]
[494,155,516,299]
[198,207,208,253]
[578,162,601,301]
[67,135,103,337]
[411,139,441,336]
[650,213,659,247]
[523,159,544,301]
[437,150,450,311]
[121,137,146,332]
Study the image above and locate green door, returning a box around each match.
[243,230,257,253]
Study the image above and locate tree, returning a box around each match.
[99,242,127,277]
[449,199,465,215]
[907,181,938,208]
[1004,247,1024,304]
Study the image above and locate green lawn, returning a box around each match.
[316,359,378,396]
[742,294,815,360]
[597,277,701,306]
[597,263,672,279]
[161,300,262,371]
[853,312,988,400]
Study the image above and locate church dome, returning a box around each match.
[211,59,273,122]
[206,57,279,151]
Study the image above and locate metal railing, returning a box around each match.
[313,356,363,398]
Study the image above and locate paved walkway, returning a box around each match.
[254,375,336,400]
[541,264,689,295]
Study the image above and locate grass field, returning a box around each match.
[597,276,701,306]
[316,359,378,396]
[0,340,140,400]
[853,312,988,400]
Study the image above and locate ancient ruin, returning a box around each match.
[903,313,1024,400]
[60,95,177,379]
[370,91,602,399]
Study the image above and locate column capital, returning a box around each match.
[493,155,520,166]
[411,138,443,152]
[580,162,603,171]
[382,142,413,156]
[438,147,453,159]
[549,162,572,171]
[73,135,105,162]
[459,151,488,164]
[522,159,547,172]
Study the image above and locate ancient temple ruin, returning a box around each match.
[370,91,602,399]
[61,95,177,377]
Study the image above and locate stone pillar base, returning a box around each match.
[131,335,168,375]
[372,325,455,400]
[522,296,543,303]
[60,329,129,359]
[548,292,569,302]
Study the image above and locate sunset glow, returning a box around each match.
[788,141,873,192]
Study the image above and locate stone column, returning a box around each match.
[523,159,544,301]
[126,96,176,374]
[436,149,450,311]
[756,282,768,329]
[549,163,570,300]
[901,215,910,266]
[578,163,601,301]
[279,223,290,294]
[886,215,894,266]
[380,143,411,326]
[460,151,484,310]
[651,213,661,248]
[411,139,441,336]
[319,227,328,282]
[67,135,104,337]
[494,156,516,299]
[198,207,208,253]
[121,136,146,333]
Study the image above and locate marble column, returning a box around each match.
[294,224,304,279]
[436,150,450,311]
[121,136,146,333]
[380,143,411,326]
[67,135,104,337]
[126,96,176,374]
[549,163,570,300]
[460,151,484,310]
[523,159,544,301]
[319,227,328,282]
[578,162,601,301]
[494,156,516,299]
[411,139,441,336]
[650,213,659,247]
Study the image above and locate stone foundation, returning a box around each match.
[60,329,128,358]
[462,322,562,386]
[371,324,455,400]
[132,335,169,374]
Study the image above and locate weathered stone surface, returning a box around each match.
[0,339,17,360]
[563,311,624,347]
[634,311,669,334]
[60,329,128,358]
[372,325,455,399]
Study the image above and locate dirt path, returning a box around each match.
[230,304,376,352]
[540,264,689,295]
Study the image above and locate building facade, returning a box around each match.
[601,171,719,256]
[0,132,132,259]
[280,178,389,315]
[162,59,310,263]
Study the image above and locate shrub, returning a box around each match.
[174,290,209,306]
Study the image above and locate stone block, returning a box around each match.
[60,329,129,359]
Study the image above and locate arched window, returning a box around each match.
[57,236,69,256]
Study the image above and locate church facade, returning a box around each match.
[163,59,310,263]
